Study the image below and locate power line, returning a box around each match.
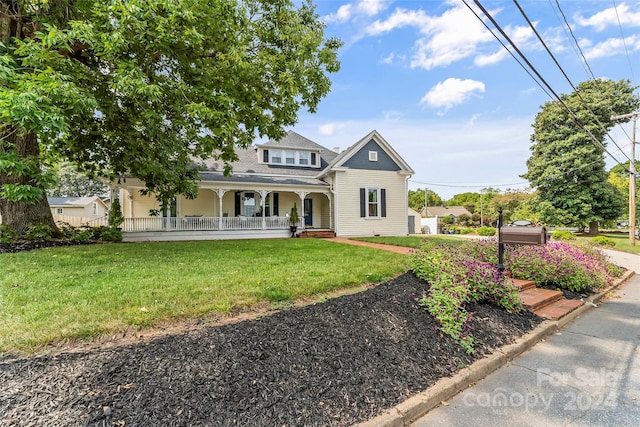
[469,0,630,173]
[512,0,632,165]
[612,0,636,83]
[552,0,595,80]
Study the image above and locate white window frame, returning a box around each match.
[56,208,63,214]
[298,151,309,165]
[367,188,380,218]
[285,150,295,165]
[368,151,378,161]
[270,150,282,164]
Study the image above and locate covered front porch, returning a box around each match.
[114,179,333,242]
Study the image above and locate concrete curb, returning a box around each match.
[357,269,636,427]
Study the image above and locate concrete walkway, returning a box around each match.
[407,250,640,427]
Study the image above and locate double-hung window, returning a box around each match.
[368,188,379,217]
[359,188,386,218]
[270,150,282,164]
[299,151,309,165]
[285,151,295,165]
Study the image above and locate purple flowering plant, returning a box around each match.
[411,241,522,354]
[411,238,624,353]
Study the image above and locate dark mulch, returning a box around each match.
[0,272,541,427]
[0,239,96,253]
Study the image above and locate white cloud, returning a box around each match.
[324,0,388,23]
[366,8,431,35]
[583,34,640,60]
[575,3,640,32]
[318,121,352,136]
[420,78,486,110]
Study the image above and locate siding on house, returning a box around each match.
[342,140,402,171]
[333,169,408,236]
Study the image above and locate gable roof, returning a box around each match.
[48,196,106,208]
[423,206,472,218]
[320,130,414,177]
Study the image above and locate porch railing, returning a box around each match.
[122,216,303,232]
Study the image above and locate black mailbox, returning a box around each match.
[499,226,547,245]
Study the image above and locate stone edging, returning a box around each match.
[357,268,636,427]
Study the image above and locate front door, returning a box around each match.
[304,198,313,228]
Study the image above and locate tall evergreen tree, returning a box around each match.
[522,79,639,234]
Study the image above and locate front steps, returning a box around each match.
[297,229,336,238]
[509,278,584,321]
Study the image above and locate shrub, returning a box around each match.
[108,197,124,228]
[71,231,90,242]
[506,241,621,292]
[590,236,615,247]
[411,243,522,354]
[0,224,19,243]
[100,227,123,242]
[477,226,496,236]
[23,224,55,241]
[551,230,576,240]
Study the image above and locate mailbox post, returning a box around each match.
[497,209,505,274]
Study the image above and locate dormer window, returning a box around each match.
[261,148,318,167]
[299,151,309,165]
[285,151,295,165]
[270,150,282,164]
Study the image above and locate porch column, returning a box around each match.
[258,190,269,230]
[216,189,226,229]
[296,191,307,228]
[323,192,332,230]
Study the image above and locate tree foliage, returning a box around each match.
[408,188,443,213]
[47,162,108,197]
[0,0,341,233]
[522,79,639,232]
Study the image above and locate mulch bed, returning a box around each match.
[0,239,97,253]
[0,272,541,427]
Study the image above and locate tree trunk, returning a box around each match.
[588,221,599,235]
[0,129,59,236]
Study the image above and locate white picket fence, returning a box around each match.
[53,215,108,228]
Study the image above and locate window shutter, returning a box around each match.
[360,188,366,217]
[263,149,269,163]
[311,152,317,166]
[273,193,279,216]
[381,189,387,217]
[234,192,241,216]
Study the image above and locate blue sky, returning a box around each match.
[292,0,640,200]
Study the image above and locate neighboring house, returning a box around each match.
[113,130,414,241]
[48,196,109,227]
[421,205,472,219]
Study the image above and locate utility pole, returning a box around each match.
[611,112,637,246]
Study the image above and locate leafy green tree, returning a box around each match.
[609,162,639,224]
[0,0,341,234]
[522,79,638,234]
[488,189,534,224]
[48,162,108,197]
[408,188,443,213]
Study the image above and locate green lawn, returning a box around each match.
[576,233,640,255]
[0,239,407,354]
[351,235,466,248]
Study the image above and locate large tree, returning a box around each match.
[48,161,108,197]
[408,188,443,213]
[522,79,638,234]
[0,0,341,233]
